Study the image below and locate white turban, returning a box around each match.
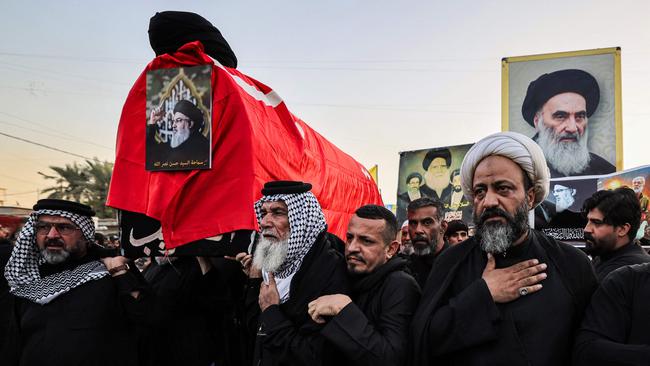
[460,131,550,208]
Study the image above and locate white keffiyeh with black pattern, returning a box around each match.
[254,191,327,280]
[4,209,109,305]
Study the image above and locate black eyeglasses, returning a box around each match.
[34,222,80,236]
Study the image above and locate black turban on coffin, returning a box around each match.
[521,69,600,125]
[148,11,238,68]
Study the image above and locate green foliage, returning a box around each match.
[40,159,115,218]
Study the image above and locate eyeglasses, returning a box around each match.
[34,222,80,236]
[173,117,192,124]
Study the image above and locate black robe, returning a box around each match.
[410,230,597,366]
[573,262,650,365]
[8,252,152,366]
[245,232,350,366]
[406,242,448,289]
[592,241,650,282]
[137,257,222,366]
[320,257,420,366]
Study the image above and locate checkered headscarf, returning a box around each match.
[4,209,108,305]
[254,191,327,279]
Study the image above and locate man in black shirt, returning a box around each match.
[411,132,597,366]
[574,263,650,365]
[3,199,150,366]
[583,187,650,281]
[307,205,420,366]
[405,197,448,288]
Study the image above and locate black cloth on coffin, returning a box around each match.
[119,210,252,258]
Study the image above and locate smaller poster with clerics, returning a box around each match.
[535,165,650,243]
[396,143,474,226]
[146,65,212,171]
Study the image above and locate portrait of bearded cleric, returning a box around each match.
[503,48,620,178]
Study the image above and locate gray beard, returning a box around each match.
[412,245,432,256]
[170,128,190,148]
[41,248,70,265]
[475,201,530,254]
[537,123,590,176]
[253,235,289,273]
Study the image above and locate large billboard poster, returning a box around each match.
[502,47,622,179]
[396,143,473,226]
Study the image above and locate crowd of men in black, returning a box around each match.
[1,132,650,366]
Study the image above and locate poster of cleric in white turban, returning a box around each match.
[535,176,598,242]
[146,65,212,171]
[502,47,622,179]
[396,143,474,226]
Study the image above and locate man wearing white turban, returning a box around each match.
[410,132,597,366]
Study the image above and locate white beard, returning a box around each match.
[555,195,575,212]
[424,172,450,195]
[253,235,289,273]
[537,123,590,176]
[41,248,70,265]
[170,128,191,148]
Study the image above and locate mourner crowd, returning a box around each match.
[1,132,650,366]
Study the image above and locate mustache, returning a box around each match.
[556,132,580,142]
[478,207,514,223]
[346,254,366,264]
[45,238,65,246]
[411,235,429,243]
[583,232,594,242]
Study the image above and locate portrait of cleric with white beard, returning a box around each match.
[521,69,616,178]
[146,99,210,171]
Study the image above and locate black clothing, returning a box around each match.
[419,183,452,205]
[592,241,650,282]
[0,240,14,356]
[245,232,349,366]
[146,124,210,168]
[10,253,151,366]
[406,242,448,289]
[410,230,597,366]
[138,257,220,366]
[574,263,650,365]
[321,257,420,366]
[148,11,237,68]
[549,152,615,178]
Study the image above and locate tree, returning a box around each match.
[40,159,115,218]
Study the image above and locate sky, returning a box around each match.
[1,0,649,207]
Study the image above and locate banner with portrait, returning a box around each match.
[146,65,212,171]
[396,143,474,226]
[502,48,622,179]
[535,165,650,243]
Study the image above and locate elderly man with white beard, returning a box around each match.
[522,69,615,178]
[147,99,210,164]
[238,180,349,366]
[410,132,597,366]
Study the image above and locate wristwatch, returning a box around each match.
[108,263,130,275]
